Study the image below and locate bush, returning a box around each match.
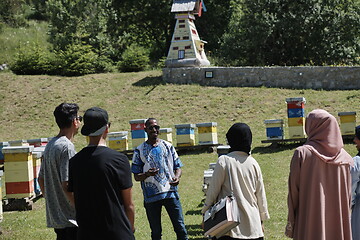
[10,43,51,75]
[117,44,150,72]
[10,42,107,76]
[56,43,98,76]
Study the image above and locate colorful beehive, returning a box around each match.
[196,122,218,145]
[202,169,213,194]
[216,145,230,156]
[2,146,34,199]
[8,139,29,146]
[27,138,48,147]
[175,124,196,147]
[264,119,284,140]
[32,150,42,196]
[159,128,173,143]
[338,112,357,135]
[0,142,9,165]
[108,131,129,151]
[165,0,210,67]
[129,119,148,149]
[286,97,306,139]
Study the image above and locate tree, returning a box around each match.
[220,0,360,66]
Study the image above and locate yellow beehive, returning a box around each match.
[108,131,128,151]
[338,112,356,135]
[8,140,29,146]
[2,146,34,199]
[288,117,305,127]
[196,122,218,145]
[175,124,196,147]
[288,126,306,139]
[159,128,173,143]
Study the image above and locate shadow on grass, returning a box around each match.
[186,224,207,240]
[132,76,167,95]
[252,142,304,154]
[253,136,355,154]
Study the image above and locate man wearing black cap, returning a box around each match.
[68,107,135,240]
[350,125,360,240]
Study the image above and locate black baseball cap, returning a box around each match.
[81,107,109,136]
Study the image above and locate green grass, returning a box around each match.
[0,70,359,239]
[0,20,50,65]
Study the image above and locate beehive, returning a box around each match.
[264,119,284,140]
[159,128,173,143]
[129,119,148,149]
[0,142,9,165]
[286,97,306,139]
[216,145,230,157]
[108,131,129,151]
[175,124,196,147]
[27,138,49,147]
[8,140,29,146]
[2,146,34,199]
[338,112,357,135]
[196,122,218,145]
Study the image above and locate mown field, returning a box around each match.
[0,70,359,239]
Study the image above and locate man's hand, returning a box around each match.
[170,177,180,186]
[146,168,159,177]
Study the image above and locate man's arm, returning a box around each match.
[170,168,182,186]
[62,181,75,206]
[121,187,135,233]
[38,176,45,197]
[133,168,159,182]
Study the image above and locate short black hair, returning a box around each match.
[145,118,157,127]
[53,103,79,129]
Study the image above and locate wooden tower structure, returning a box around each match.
[165,0,210,68]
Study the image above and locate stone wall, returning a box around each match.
[162,66,360,90]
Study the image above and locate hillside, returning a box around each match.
[0,70,359,239]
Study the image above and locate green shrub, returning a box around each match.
[10,42,50,75]
[57,43,98,76]
[94,55,116,73]
[117,44,150,72]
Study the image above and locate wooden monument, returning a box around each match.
[165,0,210,68]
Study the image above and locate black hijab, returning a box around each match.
[356,125,360,156]
[226,123,252,154]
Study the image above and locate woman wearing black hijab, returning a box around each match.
[350,125,360,239]
[201,123,270,240]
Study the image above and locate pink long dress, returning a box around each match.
[285,109,353,240]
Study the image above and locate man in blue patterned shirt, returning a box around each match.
[131,118,188,240]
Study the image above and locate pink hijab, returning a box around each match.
[305,109,353,165]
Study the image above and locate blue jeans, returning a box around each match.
[144,197,188,240]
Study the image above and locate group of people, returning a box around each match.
[38,103,188,240]
[37,102,360,240]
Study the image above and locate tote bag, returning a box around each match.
[203,195,240,238]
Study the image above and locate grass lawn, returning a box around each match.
[0,70,358,239]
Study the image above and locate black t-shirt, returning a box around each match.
[69,146,134,240]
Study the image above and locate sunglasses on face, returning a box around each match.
[76,116,83,122]
[147,125,160,131]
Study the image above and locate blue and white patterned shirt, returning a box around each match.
[131,139,183,203]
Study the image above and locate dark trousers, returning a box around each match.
[144,197,188,240]
[54,227,78,240]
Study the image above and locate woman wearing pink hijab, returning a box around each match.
[285,109,354,240]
